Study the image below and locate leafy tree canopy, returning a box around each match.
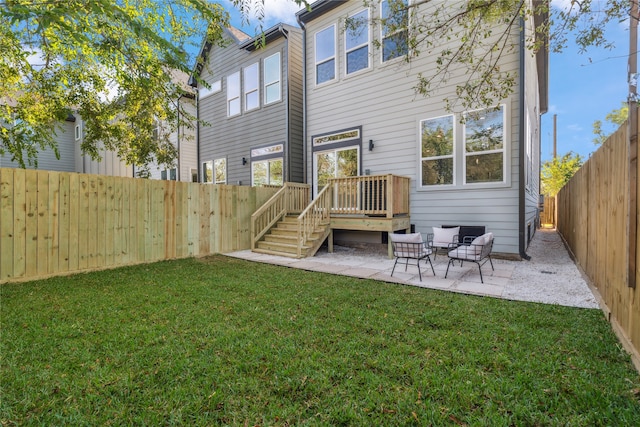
[593,102,629,145]
[541,151,583,196]
[0,0,628,169]
[0,0,304,170]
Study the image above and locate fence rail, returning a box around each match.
[557,117,640,368]
[0,168,278,283]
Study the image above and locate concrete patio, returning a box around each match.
[227,229,599,309]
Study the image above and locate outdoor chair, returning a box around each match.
[389,232,435,281]
[445,232,494,283]
[427,226,459,260]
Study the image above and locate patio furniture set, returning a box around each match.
[389,226,495,283]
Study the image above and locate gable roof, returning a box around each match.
[190,25,251,86]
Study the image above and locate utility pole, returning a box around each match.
[629,0,638,289]
[553,114,557,159]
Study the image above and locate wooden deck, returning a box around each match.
[251,174,411,258]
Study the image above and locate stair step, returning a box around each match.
[256,240,311,255]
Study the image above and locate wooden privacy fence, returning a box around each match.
[0,168,278,283]
[540,195,555,227]
[557,119,639,367]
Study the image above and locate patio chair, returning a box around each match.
[427,226,459,260]
[445,232,494,283]
[389,232,435,281]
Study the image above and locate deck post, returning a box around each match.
[386,174,394,218]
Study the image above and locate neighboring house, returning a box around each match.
[296,0,548,257]
[192,24,304,186]
[147,70,198,183]
[0,113,133,177]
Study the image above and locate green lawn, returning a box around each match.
[2,256,639,426]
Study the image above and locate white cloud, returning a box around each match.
[567,124,583,132]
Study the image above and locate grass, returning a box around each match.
[1,256,639,426]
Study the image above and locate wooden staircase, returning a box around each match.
[254,215,330,258]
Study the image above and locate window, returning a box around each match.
[421,115,454,186]
[191,168,198,183]
[464,105,506,184]
[202,161,214,183]
[200,79,221,99]
[75,124,81,141]
[227,72,240,117]
[315,25,336,85]
[381,0,408,62]
[244,63,259,112]
[312,128,361,195]
[214,158,227,184]
[169,168,176,181]
[264,52,281,104]
[251,143,284,186]
[345,9,370,75]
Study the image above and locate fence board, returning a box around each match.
[12,169,26,279]
[558,115,640,370]
[0,170,278,283]
[1,168,14,280]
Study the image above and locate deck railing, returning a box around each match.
[251,182,310,250]
[295,183,332,257]
[329,174,410,217]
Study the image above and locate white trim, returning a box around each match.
[314,24,336,86]
[344,8,371,76]
[214,158,227,184]
[263,52,282,105]
[380,0,409,64]
[243,62,260,112]
[200,79,221,99]
[227,71,240,117]
[418,114,456,188]
[462,104,508,186]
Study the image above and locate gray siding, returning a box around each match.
[197,25,304,186]
[1,120,77,172]
[300,0,542,256]
[287,27,305,183]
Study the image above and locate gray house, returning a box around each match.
[192,24,304,186]
[295,0,548,258]
[0,114,133,177]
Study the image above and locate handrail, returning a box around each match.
[251,182,310,250]
[295,183,333,257]
[329,174,410,216]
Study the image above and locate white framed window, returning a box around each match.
[315,24,336,85]
[420,115,455,187]
[251,143,284,187]
[190,168,198,183]
[263,52,281,104]
[312,127,361,195]
[345,9,370,75]
[75,124,81,141]
[214,158,227,184]
[243,63,259,112]
[463,105,506,185]
[199,79,221,99]
[227,72,240,117]
[202,161,214,183]
[381,0,408,63]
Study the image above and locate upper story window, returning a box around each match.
[345,9,370,75]
[243,63,259,112]
[227,72,240,117]
[421,115,455,186]
[75,124,81,141]
[315,24,336,85]
[464,106,506,184]
[381,0,408,62]
[199,79,221,99]
[264,52,281,104]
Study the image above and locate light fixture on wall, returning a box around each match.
[242,157,247,165]
[369,139,374,151]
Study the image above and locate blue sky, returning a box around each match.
[221,0,633,163]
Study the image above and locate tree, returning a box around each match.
[541,152,583,196]
[0,0,305,169]
[353,0,628,112]
[593,102,629,145]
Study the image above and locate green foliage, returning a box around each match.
[541,151,584,196]
[0,0,306,170]
[2,257,639,425]
[593,102,629,145]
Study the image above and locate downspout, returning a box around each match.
[279,25,291,182]
[296,14,307,186]
[518,14,531,260]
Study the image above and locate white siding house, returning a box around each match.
[297,0,548,258]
